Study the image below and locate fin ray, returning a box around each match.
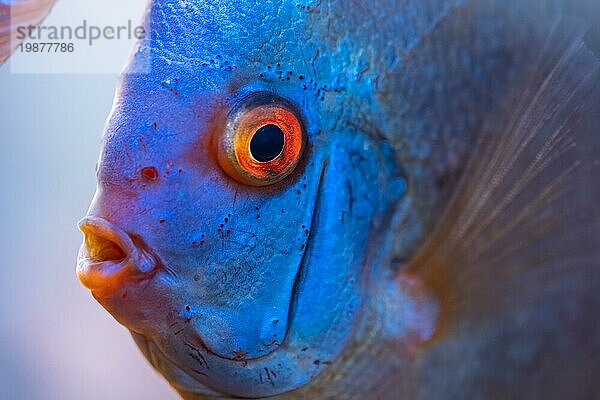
[403,16,600,345]
[402,18,600,397]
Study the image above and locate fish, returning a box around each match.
[3,0,595,398]
[0,0,57,63]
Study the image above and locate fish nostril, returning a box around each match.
[83,228,128,263]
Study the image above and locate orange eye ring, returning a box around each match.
[217,98,305,186]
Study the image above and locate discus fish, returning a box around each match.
[6,0,600,398]
[0,0,57,63]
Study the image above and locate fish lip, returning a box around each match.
[77,216,153,291]
[78,216,138,256]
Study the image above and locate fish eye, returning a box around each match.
[217,93,305,186]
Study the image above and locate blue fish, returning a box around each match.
[3,0,599,398]
[0,0,57,63]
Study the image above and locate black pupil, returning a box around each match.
[250,124,285,162]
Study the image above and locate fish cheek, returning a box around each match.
[167,169,322,361]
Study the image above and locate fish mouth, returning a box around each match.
[77,216,155,291]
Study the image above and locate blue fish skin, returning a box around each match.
[75,0,600,399]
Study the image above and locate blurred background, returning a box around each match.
[0,1,178,398]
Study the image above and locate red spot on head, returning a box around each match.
[141,167,158,181]
[153,122,158,129]
[226,230,231,235]
[159,219,166,224]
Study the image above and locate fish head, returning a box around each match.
[77,0,406,397]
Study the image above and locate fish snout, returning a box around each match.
[77,216,155,291]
